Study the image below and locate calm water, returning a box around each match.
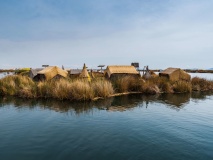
[0,92,213,160]
[0,73,213,160]
[189,73,213,80]
[0,72,14,78]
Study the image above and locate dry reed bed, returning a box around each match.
[111,76,212,94]
[0,75,114,101]
[0,75,213,101]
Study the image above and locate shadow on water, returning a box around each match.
[0,91,213,114]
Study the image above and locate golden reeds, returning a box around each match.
[0,75,114,101]
[1,75,213,101]
[191,77,213,91]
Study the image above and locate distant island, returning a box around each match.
[0,64,213,101]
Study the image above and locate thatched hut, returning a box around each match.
[79,64,91,81]
[29,68,43,79]
[159,68,191,81]
[33,66,68,81]
[104,65,140,79]
[69,69,82,78]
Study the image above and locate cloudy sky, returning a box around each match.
[0,0,212,69]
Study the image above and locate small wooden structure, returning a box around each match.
[159,68,191,81]
[42,65,49,68]
[131,62,139,70]
[97,65,105,73]
[33,66,68,81]
[29,68,43,79]
[104,65,140,79]
[69,69,82,78]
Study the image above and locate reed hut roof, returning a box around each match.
[159,67,190,81]
[160,68,180,75]
[79,63,90,78]
[30,68,43,77]
[105,65,139,75]
[38,66,68,80]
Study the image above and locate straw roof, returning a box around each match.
[79,63,90,78]
[105,65,139,78]
[38,66,68,80]
[160,68,180,75]
[159,67,190,81]
[29,68,43,78]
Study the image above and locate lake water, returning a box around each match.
[189,73,213,80]
[0,72,14,78]
[0,73,213,160]
[154,72,213,80]
[0,92,213,160]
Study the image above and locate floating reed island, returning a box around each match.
[0,65,213,101]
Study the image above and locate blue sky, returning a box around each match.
[0,0,213,69]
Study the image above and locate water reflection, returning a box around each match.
[0,91,213,114]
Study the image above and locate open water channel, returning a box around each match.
[0,73,213,160]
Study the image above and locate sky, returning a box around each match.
[0,0,213,69]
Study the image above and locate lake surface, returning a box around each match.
[0,72,14,78]
[189,73,213,80]
[0,92,213,160]
[154,72,213,80]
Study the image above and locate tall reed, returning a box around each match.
[191,77,213,91]
[173,81,192,93]
[0,75,36,98]
[92,79,114,97]
[0,75,114,101]
[145,77,173,93]
[1,75,213,101]
[112,76,141,93]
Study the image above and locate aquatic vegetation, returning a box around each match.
[191,77,213,91]
[173,81,192,93]
[1,75,213,101]
[141,82,160,94]
[0,75,36,97]
[112,76,142,93]
[145,77,173,93]
[0,75,114,101]
[92,79,114,98]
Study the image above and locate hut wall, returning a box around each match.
[159,73,170,80]
[33,74,66,81]
[33,74,46,81]
[29,71,34,79]
[69,74,80,79]
[104,72,110,79]
[169,70,181,81]
[109,73,139,80]
[159,69,191,81]
[179,70,191,81]
[52,74,65,80]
